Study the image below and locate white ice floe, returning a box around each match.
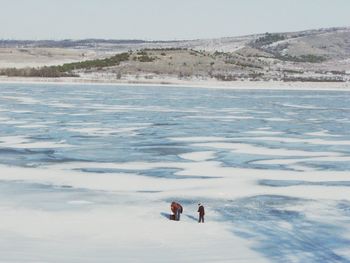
[179,151,216,161]
[186,115,254,120]
[83,104,189,113]
[253,155,350,165]
[0,135,72,149]
[0,117,11,121]
[245,130,284,135]
[65,126,147,136]
[170,136,228,142]
[1,158,350,201]
[10,110,33,114]
[191,142,341,157]
[305,130,341,137]
[257,127,271,130]
[262,117,292,122]
[16,124,47,129]
[252,155,350,172]
[277,103,324,110]
[2,120,28,125]
[239,136,350,146]
[1,95,40,104]
[44,102,76,108]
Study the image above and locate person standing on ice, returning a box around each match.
[198,203,205,223]
[171,201,183,221]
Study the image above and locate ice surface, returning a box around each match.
[0,83,350,262]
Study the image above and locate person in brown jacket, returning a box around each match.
[198,203,205,223]
[170,201,183,221]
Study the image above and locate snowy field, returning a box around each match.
[0,83,350,262]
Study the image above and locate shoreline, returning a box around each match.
[1,76,350,91]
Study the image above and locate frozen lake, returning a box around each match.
[0,83,350,262]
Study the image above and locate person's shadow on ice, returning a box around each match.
[161,212,197,222]
[186,215,197,221]
[160,212,170,219]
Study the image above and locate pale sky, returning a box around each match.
[1,0,350,40]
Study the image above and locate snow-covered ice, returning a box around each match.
[0,83,349,262]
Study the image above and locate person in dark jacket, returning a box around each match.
[198,203,205,223]
[171,201,183,221]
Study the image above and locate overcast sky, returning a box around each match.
[1,0,350,40]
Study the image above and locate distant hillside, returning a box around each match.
[2,27,350,56]
[1,27,350,82]
[248,27,350,61]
